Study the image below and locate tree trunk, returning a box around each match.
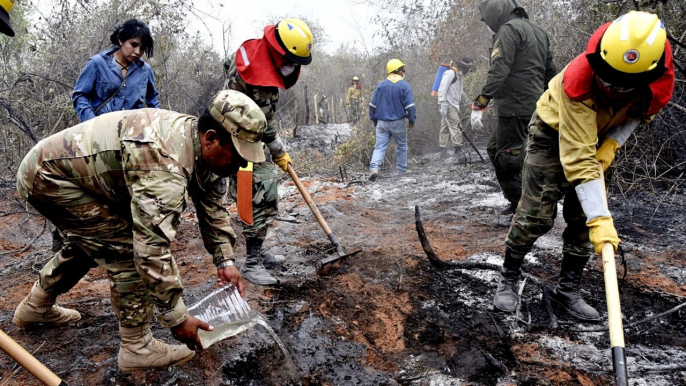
[314,93,319,125]
[304,85,310,125]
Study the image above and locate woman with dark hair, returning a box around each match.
[72,18,160,122]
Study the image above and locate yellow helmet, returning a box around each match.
[275,19,313,65]
[600,11,666,74]
[352,76,359,81]
[387,59,404,74]
[0,0,15,37]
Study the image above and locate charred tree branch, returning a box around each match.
[414,206,544,288]
[668,101,686,115]
[0,215,47,256]
[569,301,686,332]
[0,98,39,143]
[520,358,686,375]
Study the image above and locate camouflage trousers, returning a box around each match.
[487,116,529,205]
[23,169,154,328]
[505,115,594,261]
[229,161,279,243]
[349,99,362,123]
[439,105,463,148]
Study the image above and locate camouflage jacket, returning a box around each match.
[17,108,237,327]
[224,54,286,157]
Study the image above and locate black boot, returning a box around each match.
[493,250,524,312]
[241,240,278,286]
[499,202,517,215]
[550,254,600,322]
[261,247,285,269]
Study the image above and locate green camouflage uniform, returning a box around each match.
[224,54,281,242]
[478,0,556,205]
[505,115,593,261]
[16,108,238,328]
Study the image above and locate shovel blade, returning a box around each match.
[317,248,362,276]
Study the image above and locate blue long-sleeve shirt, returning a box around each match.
[369,75,416,123]
[72,47,161,122]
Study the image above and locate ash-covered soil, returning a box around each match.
[0,124,685,385]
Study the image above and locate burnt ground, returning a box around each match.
[1,123,685,386]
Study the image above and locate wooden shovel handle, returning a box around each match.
[598,162,628,385]
[0,329,66,386]
[286,164,333,235]
[598,162,625,347]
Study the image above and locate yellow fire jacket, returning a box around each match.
[536,67,652,186]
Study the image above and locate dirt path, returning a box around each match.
[1,144,685,385]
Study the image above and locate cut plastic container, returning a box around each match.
[187,284,259,349]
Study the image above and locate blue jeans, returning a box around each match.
[369,119,407,173]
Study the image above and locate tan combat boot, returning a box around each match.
[13,282,81,328]
[118,324,195,371]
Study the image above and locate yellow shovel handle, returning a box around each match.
[598,162,628,385]
[0,329,66,386]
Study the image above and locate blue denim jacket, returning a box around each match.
[369,76,416,123]
[72,47,160,122]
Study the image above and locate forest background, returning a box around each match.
[1,0,684,197]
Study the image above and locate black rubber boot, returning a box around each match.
[493,250,525,312]
[550,254,600,322]
[241,240,278,286]
[260,247,285,269]
[499,202,517,215]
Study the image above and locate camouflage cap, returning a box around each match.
[209,90,267,164]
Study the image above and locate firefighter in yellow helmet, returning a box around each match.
[223,18,313,286]
[493,11,674,321]
[0,0,15,37]
[346,75,363,122]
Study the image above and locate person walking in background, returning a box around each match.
[223,19,313,286]
[437,57,474,158]
[471,0,556,221]
[72,18,160,122]
[492,11,674,320]
[13,91,268,370]
[346,75,363,122]
[368,59,416,181]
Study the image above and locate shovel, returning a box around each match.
[598,162,628,386]
[285,164,362,272]
[0,328,67,386]
[454,116,486,163]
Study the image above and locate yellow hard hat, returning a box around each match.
[275,19,313,65]
[352,76,359,81]
[0,0,15,37]
[387,59,404,74]
[600,11,666,74]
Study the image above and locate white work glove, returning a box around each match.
[471,110,483,130]
[576,179,619,253]
[439,103,448,118]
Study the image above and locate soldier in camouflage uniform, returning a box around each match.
[471,0,556,221]
[493,12,674,320]
[223,19,314,286]
[13,90,267,370]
